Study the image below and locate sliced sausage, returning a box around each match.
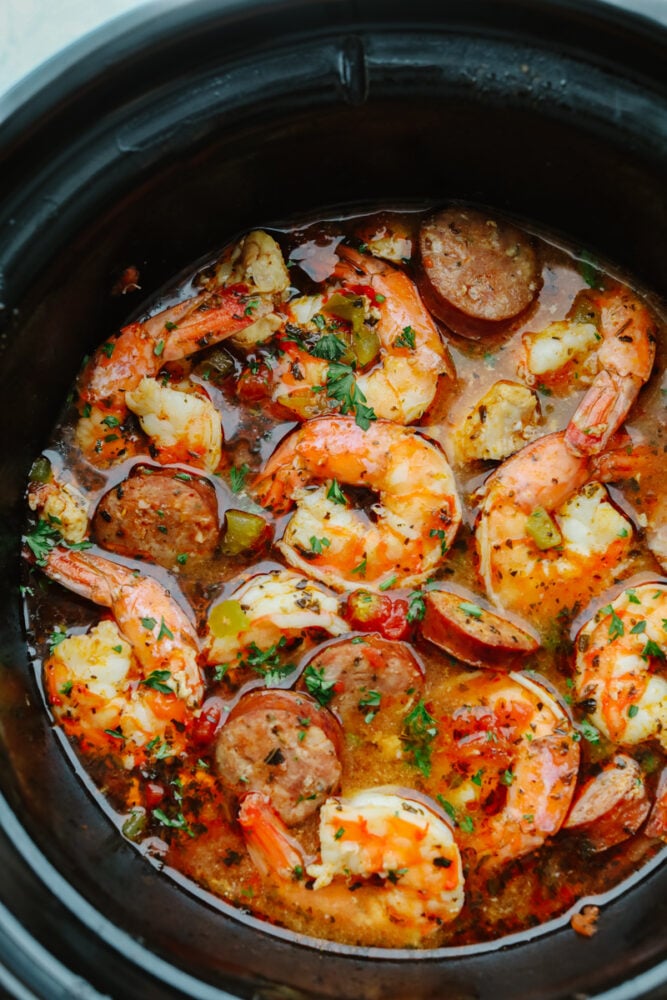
[418,207,541,337]
[563,754,650,851]
[93,466,219,568]
[421,590,539,669]
[301,634,424,725]
[645,766,667,841]
[215,689,342,826]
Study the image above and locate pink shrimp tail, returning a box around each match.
[43,547,116,607]
[334,244,384,280]
[238,792,305,879]
[81,286,258,409]
[565,370,642,457]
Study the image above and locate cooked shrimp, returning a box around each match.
[28,477,90,544]
[43,547,204,706]
[204,570,348,668]
[76,230,287,463]
[254,415,462,591]
[574,582,667,748]
[523,286,656,456]
[44,619,190,767]
[238,788,464,947]
[272,246,453,424]
[124,377,222,471]
[429,671,580,869]
[594,440,667,572]
[475,431,635,624]
[454,380,541,462]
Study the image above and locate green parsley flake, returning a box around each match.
[141,669,174,695]
[394,326,416,350]
[304,664,336,706]
[230,464,249,494]
[402,700,438,777]
[326,479,347,505]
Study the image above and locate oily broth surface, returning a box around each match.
[22,207,667,948]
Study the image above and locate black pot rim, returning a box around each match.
[2,1,667,998]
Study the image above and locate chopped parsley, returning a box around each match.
[24,519,62,566]
[230,464,249,494]
[579,718,601,744]
[325,361,376,430]
[326,479,347,505]
[152,807,195,837]
[436,795,474,832]
[358,689,382,723]
[402,700,438,777]
[157,617,174,641]
[642,639,665,661]
[429,528,448,556]
[48,627,68,653]
[407,591,426,623]
[241,638,295,685]
[459,601,483,620]
[141,669,174,695]
[310,333,347,361]
[394,326,416,350]
[309,536,331,555]
[303,664,336,706]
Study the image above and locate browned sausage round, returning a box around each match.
[645,766,667,841]
[93,466,219,568]
[301,634,424,725]
[215,689,342,826]
[563,754,650,851]
[418,207,541,336]
[421,590,539,669]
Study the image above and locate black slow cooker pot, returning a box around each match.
[1,1,666,997]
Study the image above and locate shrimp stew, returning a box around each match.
[22,207,667,949]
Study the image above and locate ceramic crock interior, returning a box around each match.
[1,2,666,998]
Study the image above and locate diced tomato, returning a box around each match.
[344,590,411,641]
[236,364,271,401]
[189,699,223,748]
[340,283,383,306]
[144,781,166,809]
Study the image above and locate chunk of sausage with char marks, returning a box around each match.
[93,466,219,568]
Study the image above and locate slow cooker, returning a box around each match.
[1,1,666,997]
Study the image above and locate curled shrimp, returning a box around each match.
[475,430,635,625]
[254,415,462,592]
[428,671,580,870]
[238,788,464,947]
[523,285,656,456]
[272,246,453,424]
[76,230,288,465]
[204,569,348,669]
[574,582,667,749]
[594,439,667,573]
[44,619,191,766]
[43,547,204,707]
